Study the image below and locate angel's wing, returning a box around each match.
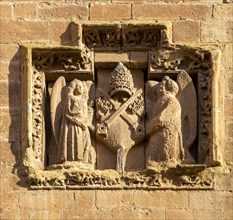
[145,80,159,120]
[50,76,67,147]
[176,71,197,149]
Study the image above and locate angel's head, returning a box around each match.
[67,79,84,96]
[74,80,84,95]
[157,76,179,96]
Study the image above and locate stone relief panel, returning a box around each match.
[81,23,167,51]
[20,23,223,190]
[96,62,145,172]
[146,71,197,168]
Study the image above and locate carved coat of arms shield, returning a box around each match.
[96,62,145,172]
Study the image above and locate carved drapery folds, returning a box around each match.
[20,23,223,189]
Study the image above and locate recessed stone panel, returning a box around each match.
[20,22,223,190]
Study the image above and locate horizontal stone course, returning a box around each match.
[0,140,19,164]
[173,20,200,43]
[0,44,20,61]
[0,61,21,82]
[0,106,21,141]
[90,4,131,20]
[14,3,37,19]
[0,3,13,19]
[201,19,233,43]
[132,4,212,20]
[214,4,233,18]
[50,20,71,44]
[38,4,88,20]
[0,20,49,43]
[0,1,232,220]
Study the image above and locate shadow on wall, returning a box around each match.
[7,24,73,188]
[60,23,72,45]
[8,48,23,177]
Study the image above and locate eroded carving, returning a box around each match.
[50,77,95,170]
[146,71,197,167]
[32,45,93,72]
[83,26,121,50]
[27,165,214,189]
[96,62,144,172]
[149,48,213,164]
[149,49,211,72]
[122,27,160,49]
[20,24,222,190]
[32,70,46,163]
[82,25,163,50]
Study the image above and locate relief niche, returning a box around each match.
[20,23,223,189]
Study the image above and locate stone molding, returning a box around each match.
[20,22,223,189]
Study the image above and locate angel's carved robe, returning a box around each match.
[57,80,93,165]
[146,76,184,165]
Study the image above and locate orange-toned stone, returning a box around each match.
[214,4,233,18]
[90,4,131,21]
[39,4,88,20]
[133,4,212,20]
[0,44,20,61]
[0,20,49,43]
[0,62,20,82]
[0,4,13,19]
[166,210,196,220]
[0,82,21,107]
[0,141,19,164]
[224,97,233,117]
[173,20,200,43]
[50,20,71,44]
[14,3,37,19]
[201,20,233,43]
[0,107,21,141]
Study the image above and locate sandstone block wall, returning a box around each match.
[0,0,232,219]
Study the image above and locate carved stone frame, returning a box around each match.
[20,22,224,189]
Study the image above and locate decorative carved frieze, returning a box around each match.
[27,165,214,189]
[20,22,223,190]
[82,23,166,51]
[32,46,93,73]
[83,25,121,50]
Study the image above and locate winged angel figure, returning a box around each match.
[146,71,197,167]
[50,76,95,169]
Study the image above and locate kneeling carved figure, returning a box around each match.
[146,71,197,167]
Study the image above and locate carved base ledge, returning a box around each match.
[20,22,223,191]
[27,165,214,190]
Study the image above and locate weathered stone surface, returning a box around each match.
[0,82,21,107]
[173,20,200,43]
[0,61,20,82]
[50,20,71,44]
[0,44,20,61]
[201,19,233,43]
[133,4,212,20]
[0,107,21,141]
[0,20,49,43]
[90,4,131,20]
[39,4,88,20]
[0,2,232,220]
[14,3,37,19]
[214,4,233,18]
[0,141,19,164]
[0,4,13,19]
